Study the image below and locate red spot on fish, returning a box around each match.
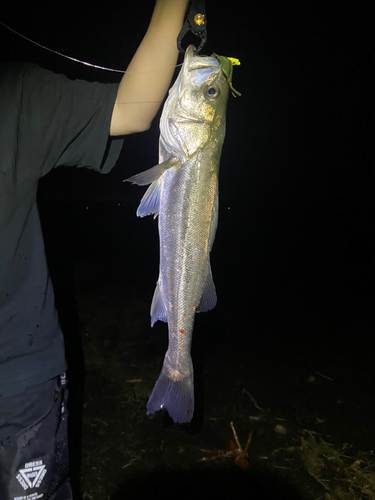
[179,329,185,334]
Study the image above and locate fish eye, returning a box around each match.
[206,86,220,100]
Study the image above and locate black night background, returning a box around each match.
[1,1,373,498]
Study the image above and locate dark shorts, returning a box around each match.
[0,374,73,500]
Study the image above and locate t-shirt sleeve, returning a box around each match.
[19,63,123,177]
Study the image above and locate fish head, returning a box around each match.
[160,45,230,160]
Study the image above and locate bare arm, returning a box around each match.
[110,0,189,136]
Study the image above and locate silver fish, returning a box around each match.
[126,45,237,423]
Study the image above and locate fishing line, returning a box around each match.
[0,21,183,74]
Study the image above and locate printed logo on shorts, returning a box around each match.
[14,494,44,500]
[15,459,47,492]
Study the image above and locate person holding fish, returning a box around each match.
[0,1,189,499]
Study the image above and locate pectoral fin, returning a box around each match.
[125,159,173,186]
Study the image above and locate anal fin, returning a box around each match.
[150,281,168,326]
[197,263,217,313]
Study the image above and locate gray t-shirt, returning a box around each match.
[0,62,123,398]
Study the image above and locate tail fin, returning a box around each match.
[146,364,194,423]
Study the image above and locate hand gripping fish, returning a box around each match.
[126,45,240,423]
